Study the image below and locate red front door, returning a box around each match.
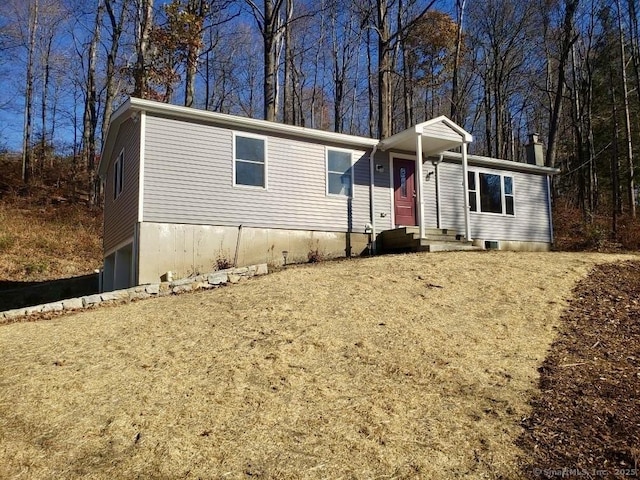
[393,159,417,226]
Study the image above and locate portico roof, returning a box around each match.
[377,116,473,155]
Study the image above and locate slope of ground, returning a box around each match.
[519,261,640,478]
[0,251,636,479]
[0,200,102,285]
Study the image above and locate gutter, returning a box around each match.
[369,144,379,254]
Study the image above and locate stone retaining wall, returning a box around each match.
[1,264,268,323]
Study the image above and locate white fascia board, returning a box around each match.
[128,97,379,148]
[441,151,560,175]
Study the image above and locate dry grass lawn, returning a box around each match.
[0,251,636,479]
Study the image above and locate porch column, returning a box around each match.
[461,141,471,241]
[415,133,425,239]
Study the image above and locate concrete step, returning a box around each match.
[378,227,474,254]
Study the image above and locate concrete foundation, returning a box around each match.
[137,222,370,284]
[472,239,551,252]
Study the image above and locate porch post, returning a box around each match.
[461,141,471,241]
[415,132,425,239]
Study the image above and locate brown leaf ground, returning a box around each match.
[519,261,640,479]
[0,251,637,479]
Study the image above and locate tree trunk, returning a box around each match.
[40,34,53,177]
[282,0,294,124]
[450,0,466,124]
[546,0,579,169]
[83,0,103,206]
[134,0,153,99]
[22,0,39,185]
[377,0,392,138]
[184,0,207,107]
[616,0,636,217]
[102,0,127,147]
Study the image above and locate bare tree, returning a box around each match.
[101,0,127,144]
[133,0,153,98]
[81,0,103,204]
[22,0,39,183]
[244,0,286,121]
[615,0,635,217]
[450,0,466,124]
[545,0,580,169]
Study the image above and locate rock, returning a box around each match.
[208,272,228,285]
[3,309,27,320]
[170,277,193,288]
[62,298,84,310]
[25,305,42,315]
[172,284,192,294]
[227,274,242,284]
[41,302,64,313]
[255,264,268,276]
[129,291,150,301]
[145,284,160,295]
[233,267,249,275]
[100,291,125,302]
[82,294,102,307]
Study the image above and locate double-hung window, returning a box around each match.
[326,148,353,197]
[468,171,515,216]
[234,133,266,188]
[113,150,124,200]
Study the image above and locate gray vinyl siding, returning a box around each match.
[420,158,438,228]
[372,150,392,231]
[438,161,551,242]
[422,122,461,142]
[143,115,373,233]
[103,118,140,252]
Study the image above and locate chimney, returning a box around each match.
[525,133,545,166]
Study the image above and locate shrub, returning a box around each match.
[307,249,323,263]
[215,256,233,270]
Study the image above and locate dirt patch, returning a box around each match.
[519,261,640,478]
[0,251,636,479]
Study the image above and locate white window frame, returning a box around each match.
[113,149,124,200]
[468,170,515,217]
[232,131,268,189]
[325,146,354,198]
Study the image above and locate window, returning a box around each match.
[113,150,124,199]
[467,171,477,212]
[327,148,353,197]
[468,171,514,216]
[234,133,266,187]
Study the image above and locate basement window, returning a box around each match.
[113,149,124,200]
[468,171,515,216]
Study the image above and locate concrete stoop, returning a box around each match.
[0,263,268,324]
[378,227,481,253]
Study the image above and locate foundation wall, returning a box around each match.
[472,239,551,252]
[138,222,370,284]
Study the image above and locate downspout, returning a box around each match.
[434,154,443,229]
[546,174,554,246]
[461,141,471,241]
[369,144,379,254]
[416,133,425,239]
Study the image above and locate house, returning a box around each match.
[98,97,558,291]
